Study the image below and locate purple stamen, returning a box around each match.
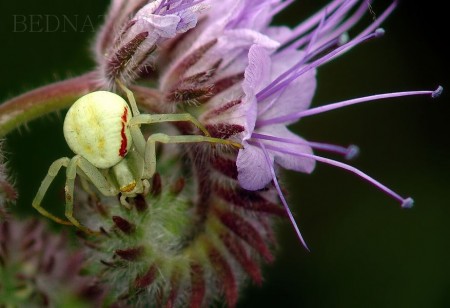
[251,133,359,160]
[257,12,327,102]
[258,92,283,115]
[258,2,398,104]
[261,143,414,208]
[271,0,295,17]
[432,86,444,98]
[154,0,169,14]
[308,0,359,40]
[257,87,442,126]
[321,0,359,30]
[284,0,347,45]
[345,144,360,160]
[269,32,348,100]
[355,1,397,40]
[312,0,370,50]
[302,33,348,63]
[257,29,382,102]
[304,10,327,57]
[286,0,358,51]
[304,0,394,61]
[258,142,310,251]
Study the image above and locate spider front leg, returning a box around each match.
[129,113,238,157]
[132,113,211,136]
[118,79,211,137]
[116,78,140,116]
[141,133,242,179]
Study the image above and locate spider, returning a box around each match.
[32,81,242,234]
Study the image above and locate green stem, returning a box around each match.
[0,72,97,137]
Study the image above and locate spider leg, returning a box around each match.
[131,113,211,136]
[130,113,241,159]
[65,156,118,234]
[119,78,217,136]
[32,157,73,225]
[77,156,119,197]
[142,133,242,179]
[117,80,211,139]
[116,78,140,116]
[77,169,99,203]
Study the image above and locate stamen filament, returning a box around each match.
[287,0,365,49]
[155,0,169,14]
[257,29,383,102]
[260,143,414,208]
[258,142,310,251]
[283,0,347,45]
[320,0,359,32]
[251,132,359,159]
[271,0,295,17]
[262,32,346,105]
[259,11,327,98]
[287,0,359,51]
[355,0,397,40]
[303,34,348,63]
[305,10,327,56]
[258,2,399,103]
[257,87,443,126]
[310,1,370,50]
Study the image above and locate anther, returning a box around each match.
[338,32,350,45]
[401,197,414,209]
[374,28,385,37]
[432,86,443,98]
[345,145,360,160]
[261,143,414,210]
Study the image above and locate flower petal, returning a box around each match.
[135,14,181,38]
[258,49,317,124]
[237,142,274,190]
[229,44,273,141]
[264,25,293,43]
[261,125,316,174]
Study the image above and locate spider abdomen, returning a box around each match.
[63,91,132,169]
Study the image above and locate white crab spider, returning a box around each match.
[32,81,241,234]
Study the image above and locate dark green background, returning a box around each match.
[0,1,448,307]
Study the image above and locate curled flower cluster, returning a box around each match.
[0,143,17,209]
[0,0,442,307]
[0,219,104,306]
[96,0,208,87]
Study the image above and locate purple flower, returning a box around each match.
[225,0,443,248]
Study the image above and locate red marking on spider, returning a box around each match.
[119,107,128,157]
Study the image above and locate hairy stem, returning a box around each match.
[0,72,97,137]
